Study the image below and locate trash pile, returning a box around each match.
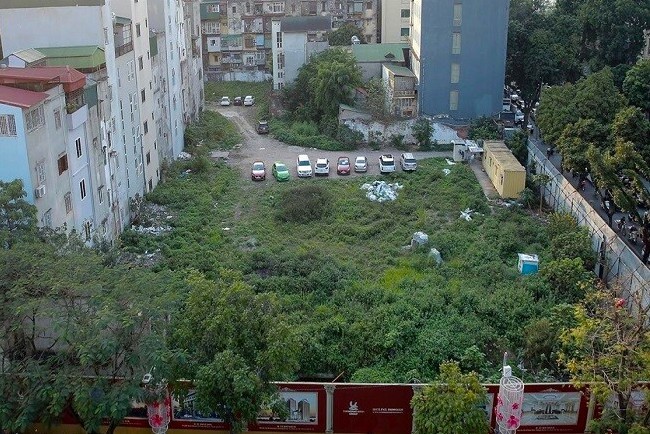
[412,231,429,246]
[460,208,476,221]
[361,181,403,202]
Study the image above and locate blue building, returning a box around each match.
[410,0,509,119]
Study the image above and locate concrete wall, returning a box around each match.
[415,0,508,119]
[380,0,411,44]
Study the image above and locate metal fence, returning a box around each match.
[527,140,650,305]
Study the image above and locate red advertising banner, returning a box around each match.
[333,384,414,434]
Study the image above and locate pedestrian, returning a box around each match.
[546,147,552,158]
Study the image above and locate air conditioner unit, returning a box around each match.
[35,185,46,198]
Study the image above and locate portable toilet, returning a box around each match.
[517,253,539,275]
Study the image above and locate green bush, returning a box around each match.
[276,185,332,224]
[185,111,241,153]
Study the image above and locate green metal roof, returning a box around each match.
[351,43,409,63]
[114,16,131,26]
[36,46,106,70]
[200,2,221,20]
[383,64,415,77]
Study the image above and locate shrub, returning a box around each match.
[336,124,363,150]
[389,133,405,149]
[276,185,332,223]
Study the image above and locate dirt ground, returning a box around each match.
[206,103,453,182]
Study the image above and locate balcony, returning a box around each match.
[392,89,416,97]
[66,104,89,131]
[115,42,133,58]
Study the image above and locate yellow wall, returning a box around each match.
[482,141,526,199]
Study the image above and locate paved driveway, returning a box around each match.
[207,103,452,181]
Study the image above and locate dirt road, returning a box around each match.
[207,103,453,180]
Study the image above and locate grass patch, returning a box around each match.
[128,157,562,383]
[185,111,242,152]
[205,81,272,119]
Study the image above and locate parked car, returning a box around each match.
[400,153,417,171]
[337,156,351,175]
[251,161,266,181]
[379,154,396,173]
[515,110,524,124]
[296,154,313,177]
[272,162,290,181]
[220,96,231,106]
[256,120,270,134]
[354,156,368,173]
[244,95,255,106]
[314,158,330,176]
[233,96,243,106]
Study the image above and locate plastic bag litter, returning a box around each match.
[442,168,451,176]
[412,231,429,246]
[460,208,475,221]
[445,158,456,165]
[429,248,443,264]
[361,181,403,202]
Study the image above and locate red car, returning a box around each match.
[337,156,351,175]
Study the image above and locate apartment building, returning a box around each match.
[410,0,509,119]
[0,0,204,242]
[201,0,378,81]
[271,15,331,89]
[378,0,411,43]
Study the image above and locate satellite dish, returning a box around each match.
[351,35,360,45]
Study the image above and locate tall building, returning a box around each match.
[0,0,204,243]
[410,0,509,119]
[201,0,378,81]
[379,0,411,44]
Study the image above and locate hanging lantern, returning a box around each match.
[147,393,171,434]
[495,353,524,434]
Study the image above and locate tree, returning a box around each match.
[531,173,551,212]
[412,118,433,150]
[558,282,650,432]
[0,238,181,434]
[328,23,365,46]
[467,117,500,140]
[572,68,626,127]
[536,83,578,145]
[364,77,389,120]
[623,60,650,115]
[505,129,529,166]
[0,179,37,247]
[171,271,300,434]
[555,118,609,173]
[411,362,489,434]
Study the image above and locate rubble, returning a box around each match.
[177,151,192,160]
[131,225,172,236]
[412,231,429,246]
[429,248,443,264]
[360,181,403,202]
[460,208,475,221]
[442,168,451,176]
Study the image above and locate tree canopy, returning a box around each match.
[328,23,366,46]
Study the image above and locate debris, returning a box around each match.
[429,248,443,264]
[411,231,429,246]
[445,158,457,165]
[517,253,539,275]
[460,208,475,221]
[210,150,230,160]
[442,168,451,176]
[177,151,192,160]
[360,181,403,202]
[131,225,172,236]
[222,227,231,231]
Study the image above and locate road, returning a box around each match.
[206,103,452,181]
[528,126,649,264]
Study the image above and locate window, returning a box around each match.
[277,53,285,69]
[57,154,69,174]
[148,179,153,192]
[98,186,104,204]
[451,63,460,83]
[232,5,236,13]
[79,179,87,199]
[246,2,250,13]
[366,1,372,9]
[208,4,219,12]
[64,192,73,213]
[276,31,283,48]
[401,8,410,18]
[54,109,62,129]
[75,138,83,158]
[146,151,151,165]
[321,1,326,12]
[83,221,91,241]
[453,4,462,26]
[144,120,149,134]
[452,32,461,54]
[0,114,17,136]
[400,27,410,37]
[450,90,459,111]
[139,56,144,70]
[272,2,284,12]
[202,21,220,34]
[42,209,52,228]
[136,23,141,37]
[128,60,135,81]
[141,89,146,102]
[25,106,45,131]
[36,161,46,185]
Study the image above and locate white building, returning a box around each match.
[379,0,411,44]
[272,16,331,90]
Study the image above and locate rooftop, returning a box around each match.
[36,46,106,70]
[0,0,102,7]
[383,64,415,77]
[280,16,332,32]
[483,140,526,171]
[7,48,46,64]
[0,84,48,109]
[351,43,409,63]
[0,66,86,93]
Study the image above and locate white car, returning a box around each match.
[400,153,417,171]
[296,154,312,177]
[379,154,395,174]
[354,156,368,172]
[220,96,231,106]
[314,158,330,176]
[244,95,255,106]
[515,110,524,124]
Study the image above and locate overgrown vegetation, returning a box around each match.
[185,111,242,153]
[205,80,272,120]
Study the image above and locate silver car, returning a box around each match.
[354,156,368,172]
